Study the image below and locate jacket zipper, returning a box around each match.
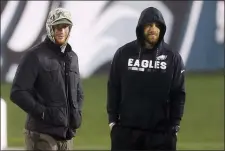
[64,60,70,128]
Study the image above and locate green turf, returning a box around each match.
[1,73,224,149]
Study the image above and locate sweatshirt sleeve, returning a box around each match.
[10,50,45,119]
[107,48,122,124]
[169,52,186,126]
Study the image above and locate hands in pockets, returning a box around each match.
[43,107,67,127]
[70,108,82,129]
[164,132,177,150]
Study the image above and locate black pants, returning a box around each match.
[110,125,177,151]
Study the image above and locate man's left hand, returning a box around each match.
[171,125,180,136]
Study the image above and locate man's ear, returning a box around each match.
[69,25,72,31]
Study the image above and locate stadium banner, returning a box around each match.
[1,1,224,83]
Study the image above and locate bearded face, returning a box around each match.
[53,24,70,45]
[143,22,160,46]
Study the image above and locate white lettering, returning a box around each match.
[160,62,167,70]
[141,60,149,68]
[155,61,160,69]
[128,58,134,66]
[138,68,145,72]
[149,60,154,68]
[133,59,140,67]
[128,59,167,71]
[131,67,138,71]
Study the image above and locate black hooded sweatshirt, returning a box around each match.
[107,7,186,131]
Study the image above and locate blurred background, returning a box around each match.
[1,0,224,150]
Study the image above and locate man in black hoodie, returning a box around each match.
[107,7,186,150]
[10,8,83,150]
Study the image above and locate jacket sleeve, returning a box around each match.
[107,48,122,124]
[10,50,45,119]
[169,52,186,126]
[76,57,84,112]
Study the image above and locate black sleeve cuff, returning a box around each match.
[108,114,119,124]
[32,103,46,119]
[171,119,181,126]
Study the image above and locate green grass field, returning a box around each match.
[1,72,224,150]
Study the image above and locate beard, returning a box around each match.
[143,33,160,49]
[145,34,159,45]
[54,35,69,45]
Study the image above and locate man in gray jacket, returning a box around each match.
[10,7,84,150]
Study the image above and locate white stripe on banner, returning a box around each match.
[180,1,204,65]
[1,1,20,39]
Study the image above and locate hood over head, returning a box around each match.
[46,7,73,46]
[136,7,166,51]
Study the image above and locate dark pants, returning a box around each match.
[24,129,73,150]
[110,125,177,151]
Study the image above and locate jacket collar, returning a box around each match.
[44,37,72,55]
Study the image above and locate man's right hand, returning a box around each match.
[42,107,67,127]
[109,122,116,130]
